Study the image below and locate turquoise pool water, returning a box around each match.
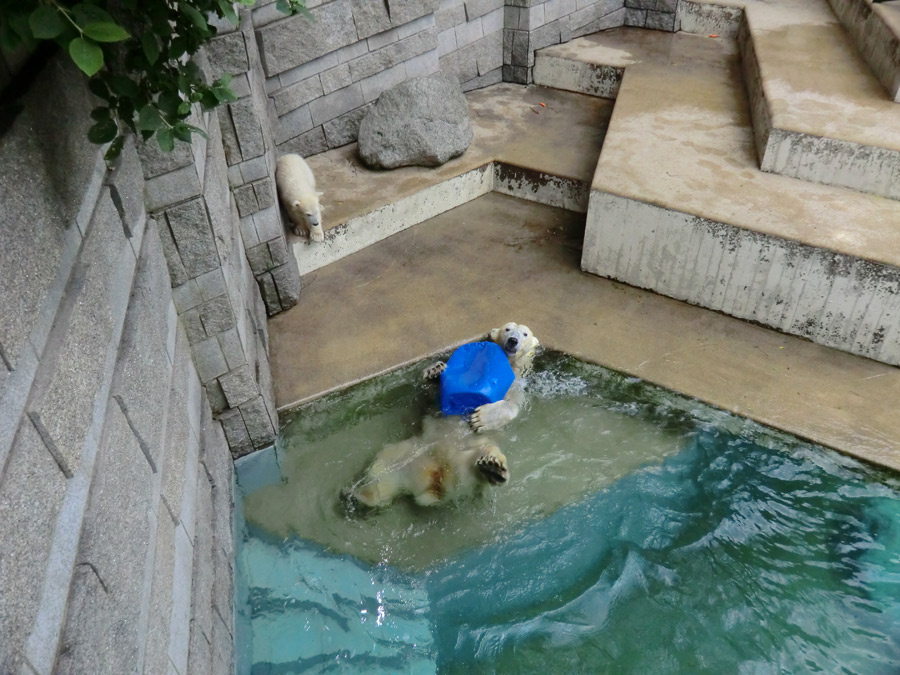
[235,353,900,674]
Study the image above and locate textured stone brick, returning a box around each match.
[646,9,676,30]
[277,126,329,158]
[349,30,437,82]
[54,405,153,675]
[466,0,503,19]
[182,306,207,345]
[194,337,229,383]
[110,221,174,469]
[323,104,372,148]
[165,198,220,279]
[196,268,228,302]
[197,295,236,335]
[160,332,198,521]
[273,75,324,117]
[205,380,229,414]
[28,188,132,476]
[350,0,392,38]
[271,261,302,308]
[406,49,441,78]
[257,0,357,76]
[144,163,204,212]
[253,178,276,210]
[0,418,67,674]
[105,136,146,240]
[267,237,290,267]
[246,242,275,273]
[217,328,246,371]
[218,407,252,458]
[232,185,259,218]
[239,395,276,448]
[142,510,175,675]
[229,98,266,161]
[321,63,353,95]
[388,0,439,26]
[360,62,408,103]
[436,4,466,30]
[206,32,250,81]
[472,32,503,74]
[173,279,203,313]
[275,105,315,145]
[257,271,282,315]
[218,364,258,408]
[218,111,242,166]
[308,83,365,126]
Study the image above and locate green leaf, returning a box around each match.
[104,135,125,161]
[8,11,36,46]
[215,73,232,87]
[157,127,175,152]
[109,75,139,98]
[88,77,110,100]
[72,4,115,27]
[218,0,238,25]
[137,104,164,131]
[157,91,182,117]
[29,6,64,39]
[198,90,219,110]
[179,3,209,32]
[88,118,118,144]
[69,37,104,76]
[211,85,237,104]
[90,106,111,121]
[141,32,160,65]
[275,0,290,14]
[82,22,130,43]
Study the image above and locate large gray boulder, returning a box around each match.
[358,74,473,169]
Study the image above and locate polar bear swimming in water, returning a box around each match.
[346,417,509,509]
[424,322,540,432]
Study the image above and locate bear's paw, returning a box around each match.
[475,453,509,485]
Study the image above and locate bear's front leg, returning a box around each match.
[422,361,446,380]
[469,400,519,432]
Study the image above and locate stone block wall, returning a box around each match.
[250,0,664,152]
[503,0,627,83]
[206,14,303,316]
[137,97,281,458]
[0,56,234,674]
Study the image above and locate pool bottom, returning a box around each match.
[236,426,900,674]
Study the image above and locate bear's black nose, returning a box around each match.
[506,337,518,349]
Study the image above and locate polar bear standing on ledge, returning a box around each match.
[275,153,324,242]
[424,322,540,432]
[347,417,509,509]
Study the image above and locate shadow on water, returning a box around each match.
[235,352,900,674]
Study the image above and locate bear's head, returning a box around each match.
[490,322,539,374]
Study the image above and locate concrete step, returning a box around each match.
[297,84,611,274]
[826,0,900,103]
[741,0,900,199]
[573,30,900,365]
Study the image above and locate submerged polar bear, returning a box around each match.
[425,322,540,432]
[275,153,324,242]
[347,417,509,509]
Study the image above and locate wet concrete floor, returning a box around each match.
[269,193,900,472]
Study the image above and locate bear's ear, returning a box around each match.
[489,327,501,343]
[292,199,301,209]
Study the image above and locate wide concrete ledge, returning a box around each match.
[268,194,900,474]
[827,0,900,103]
[742,0,900,199]
[294,84,612,273]
[580,31,900,365]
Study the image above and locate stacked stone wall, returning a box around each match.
[0,56,235,674]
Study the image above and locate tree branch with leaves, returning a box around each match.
[0,0,305,159]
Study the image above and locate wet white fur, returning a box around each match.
[423,322,540,432]
[275,153,324,242]
[350,417,508,508]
